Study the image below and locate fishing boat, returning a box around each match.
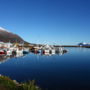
[50,46,55,54]
[7,50,12,56]
[16,48,23,55]
[55,47,67,54]
[0,50,6,55]
[42,44,51,54]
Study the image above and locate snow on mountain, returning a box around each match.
[0,27,25,43]
[0,27,10,32]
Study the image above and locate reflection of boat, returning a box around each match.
[40,44,68,55]
[42,49,67,56]
[42,53,52,56]
[42,44,53,54]
[23,51,29,54]
[0,51,28,64]
[55,47,67,54]
[0,55,10,64]
[50,46,55,54]
[42,49,50,54]
[16,49,23,55]
[29,44,68,56]
[16,54,24,57]
[63,49,67,53]
[50,49,55,54]
[23,48,29,54]
[7,49,12,56]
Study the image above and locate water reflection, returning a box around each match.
[0,55,10,64]
[0,49,68,64]
[0,54,25,64]
[0,48,90,90]
[33,50,68,56]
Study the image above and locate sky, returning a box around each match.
[0,0,90,45]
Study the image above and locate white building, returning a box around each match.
[0,42,13,48]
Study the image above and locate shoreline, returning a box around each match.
[54,45,90,48]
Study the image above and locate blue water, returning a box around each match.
[0,47,90,90]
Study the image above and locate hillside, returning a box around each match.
[0,27,25,43]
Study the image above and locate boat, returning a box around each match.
[56,47,67,54]
[16,48,23,55]
[50,46,55,54]
[0,50,6,55]
[43,49,50,54]
[50,49,55,54]
[0,50,5,54]
[42,44,51,54]
[7,50,12,56]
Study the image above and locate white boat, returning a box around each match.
[7,50,12,56]
[0,50,6,55]
[16,48,23,55]
[43,49,50,54]
[42,44,51,54]
[51,49,55,54]
[50,45,55,54]
[6,47,16,56]
[55,47,65,53]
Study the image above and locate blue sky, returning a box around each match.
[0,0,90,45]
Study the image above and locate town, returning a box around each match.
[0,41,69,57]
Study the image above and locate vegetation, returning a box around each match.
[0,75,41,90]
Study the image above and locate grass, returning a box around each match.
[0,75,41,90]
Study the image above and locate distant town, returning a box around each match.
[0,40,90,57]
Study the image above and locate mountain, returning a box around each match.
[0,27,25,43]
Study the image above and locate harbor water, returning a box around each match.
[0,47,90,90]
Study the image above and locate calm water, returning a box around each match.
[0,47,90,90]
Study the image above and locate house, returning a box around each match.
[0,42,13,48]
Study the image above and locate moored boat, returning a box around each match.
[0,50,6,55]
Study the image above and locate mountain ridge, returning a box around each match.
[0,27,26,43]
